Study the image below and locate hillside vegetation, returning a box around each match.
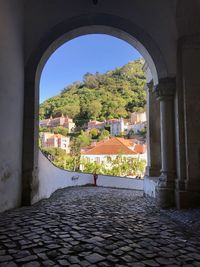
[40,59,146,126]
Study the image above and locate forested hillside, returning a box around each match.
[40,59,146,126]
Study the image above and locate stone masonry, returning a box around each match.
[0,187,200,266]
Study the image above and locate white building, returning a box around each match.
[41,132,70,153]
[130,112,146,124]
[107,118,125,136]
[81,137,147,169]
[128,122,147,134]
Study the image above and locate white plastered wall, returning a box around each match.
[0,0,24,212]
[33,151,143,203]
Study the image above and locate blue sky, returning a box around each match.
[40,34,142,103]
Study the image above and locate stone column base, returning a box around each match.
[155,186,175,208]
[175,189,200,209]
[144,176,159,198]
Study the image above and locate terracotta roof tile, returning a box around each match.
[82,137,137,155]
[134,144,146,154]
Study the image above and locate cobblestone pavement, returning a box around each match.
[0,186,200,267]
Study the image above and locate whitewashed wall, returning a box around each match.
[33,151,144,204]
[97,175,143,190]
[0,1,24,212]
[32,151,93,203]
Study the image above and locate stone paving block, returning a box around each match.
[142,259,160,266]
[85,253,106,263]
[0,249,5,255]
[22,261,41,267]
[0,255,13,262]
[0,187,199,266]
[57,259,70,266]
[1,262,18,267]
[15,250,31,259]
[106,255,119,263]
[79,259,90,266]
[68,255,81,264]
[37,252,48,260]
[42,259,55,266]
[16,255,38,263]
[132,263,145,267]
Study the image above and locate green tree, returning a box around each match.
[39,127,50,132]
[87,100,102,119]
[41,147,66,160]
[80,155,146,177]
[139,127,147,138]
[77,131,91,147]
[83,73,99,88]
[70,138,81,171]
[61,104,80,118]
[90,128,99,139]
[53,126,68,136]
[80,160,102,174]
[99,129,110,140]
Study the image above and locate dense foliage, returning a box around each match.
[40,59,146,126]
[41,147,146,177]
[39,126,68,136]
[81,156,146,177]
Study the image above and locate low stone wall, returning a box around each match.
[32,151,93,204]
[32,151,144,204]
[97,174,143,190]
[143,176,159,198]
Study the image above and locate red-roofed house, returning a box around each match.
[81,137,147,168]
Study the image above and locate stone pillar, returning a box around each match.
[154,78,176,208]
[145,82,161,177]
[175,35,200,208]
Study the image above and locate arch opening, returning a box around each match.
[39,33,147,186]
[23,16,166,205]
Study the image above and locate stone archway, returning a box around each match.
[22,14,170,206]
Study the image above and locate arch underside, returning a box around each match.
[31,14,169,85]
[38,25,159,85]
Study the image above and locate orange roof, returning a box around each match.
[82,137,137,155]
[134,144,146,154]
[116,138,136,147]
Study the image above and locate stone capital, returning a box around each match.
[146,80,155,93]
[154,77,176,101]
[158,171,175,188]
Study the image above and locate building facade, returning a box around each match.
[40,115,75,133]
[87,120,105,131]
[107,118,125,136]
[127,122,147,134]
[41,132,70,153]
[130,112,146,124]
[81,137,147,167]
